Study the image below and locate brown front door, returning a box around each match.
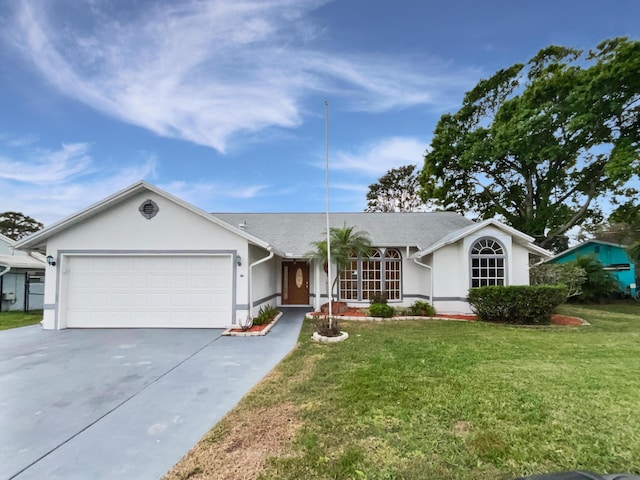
[282,262,310,305]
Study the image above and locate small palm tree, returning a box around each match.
[308,223,372,303]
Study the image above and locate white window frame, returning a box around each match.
[470,237,507,288]
[338,248,402,301]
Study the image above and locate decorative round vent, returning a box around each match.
[139,199,159,219]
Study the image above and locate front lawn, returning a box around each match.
[0,310,43,330]
[165,303,640,480]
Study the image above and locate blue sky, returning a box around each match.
[0,0,638,226]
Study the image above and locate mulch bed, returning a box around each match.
[310,308,585,326]
[227,322,270,333]
[549,314,585,326]
[223,313,282,336]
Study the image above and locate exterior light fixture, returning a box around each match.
[46,255,56,267]
[236,255,242,266]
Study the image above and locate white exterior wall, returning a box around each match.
[432,242,469,313]
[402,247,432,304]
[432,225,522,314]
[42,191,250,329]
[248,244,278,316]
[511,243,531,285]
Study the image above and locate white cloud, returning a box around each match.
[0,132,40,148]
[330,136,427,176]
[7,0,474,152]
[0,137,273,224]
[160,180,269,208]
[0,143,93,184]
[0,144,157,224]
[332,182,369,193]
[305,136,428,211]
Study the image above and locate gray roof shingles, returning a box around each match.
[211,212,474,256]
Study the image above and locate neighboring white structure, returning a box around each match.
[0,233,46,312]
[16,182,551,330]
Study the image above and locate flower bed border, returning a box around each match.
[222,312,283,337]
[312,331,349,343]
[304,313,588,326]
[305,313,475,322]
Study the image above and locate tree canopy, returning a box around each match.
[420,37,640,250]
[578,199,640,245]
[365,165,424,212]
[0,211,43,240]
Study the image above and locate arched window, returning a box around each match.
[361,250,382,300]
[470,238,506,288]
[339,248,402,301]
[384,249,401,300]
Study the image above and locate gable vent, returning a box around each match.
[139,199,159,219]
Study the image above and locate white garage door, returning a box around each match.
[63,255,232,328]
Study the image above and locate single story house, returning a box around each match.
[0,233,46,312]
[16,181,551,329]
[547,240,637,293]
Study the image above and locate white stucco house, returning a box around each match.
[0,233,46,312]
[15,181,551,330]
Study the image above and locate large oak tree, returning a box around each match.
[420,38,640,250]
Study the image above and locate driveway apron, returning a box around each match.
[0,307,307,480]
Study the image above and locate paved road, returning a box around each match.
[0,308,307,480]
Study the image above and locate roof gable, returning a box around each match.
[414,219,552,258]
[547,239,629,262]
[0,233,15,246]
[16,181,271,251]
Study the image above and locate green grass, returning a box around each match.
[243,303,640,480]
[0,310,43,330]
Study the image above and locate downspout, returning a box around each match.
[413,256,434,307]
[248,248,275,319]
[24,272,29,312]
[0,263,9,313]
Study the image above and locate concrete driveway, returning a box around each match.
[0,308,307,480]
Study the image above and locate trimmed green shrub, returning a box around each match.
[253,305,279,325]
[369,303,395,318]
[409,300,436,317]
[468,285,567,325]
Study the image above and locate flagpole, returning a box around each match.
[325,100,332,321]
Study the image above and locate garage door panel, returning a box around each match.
[63,255,232,328]
[150,275,170,288]
[171,275,191,288]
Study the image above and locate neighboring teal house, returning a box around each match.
[547,240,637,294]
